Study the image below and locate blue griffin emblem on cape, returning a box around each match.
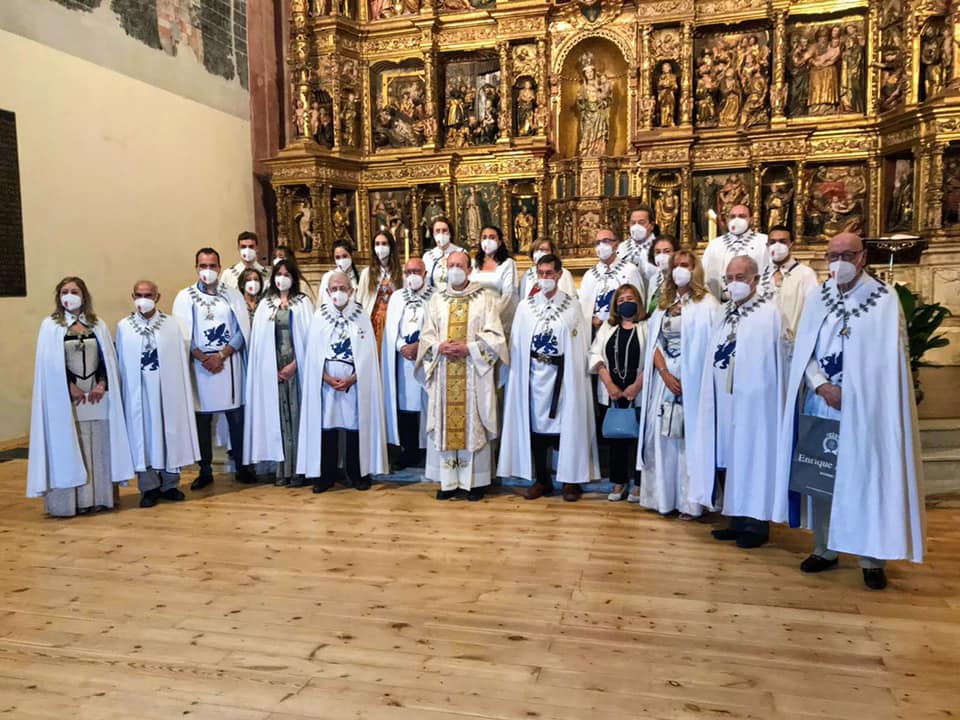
[595,289,615,315]
[531,332,559,356]
[713,340,736,369]
[819,351,843,384]
[331,337,354,362]
[403,330,420,345]
[203,323,231,348]
[140,348,159,371]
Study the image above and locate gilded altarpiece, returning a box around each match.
[267,0,960,363]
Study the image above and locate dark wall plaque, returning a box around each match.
[0,110,27,297]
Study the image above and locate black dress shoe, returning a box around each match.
[289,476,308,488]
[711,527,739,541]
[236,469,258,484]
[466,487,486,502]
[736,533,769,549]
[436,489,458,500]
[139,489,161,508]
[190,474,214,491]
[312,479,334,494]
[863,568,888,590]
[354,476,372,491]
[800,554,839,573]
[160,488,186,502]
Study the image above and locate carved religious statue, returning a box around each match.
[340,91,359,147]
[654,187,680,238]
[369,0,418,20]
[332,194,353,244]
[575,52,613,156]
[718,174,749,224]
[463,187,484,246]
[764,182,793,230]
[921,22,945,98]
[657,63,678,128]
[807,27,842,115]
[515,79,538,136]
[421,197,445,243]
[295,200,315,253]
[514,204,536,250]
[887,161,914,232]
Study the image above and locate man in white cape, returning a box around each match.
[296,271,388,491]
[702,204,769,301]
[499,254,599,501]
[220,230,269,291]
[416,250,508,501]
[758,224,819,340]
[775,232,925,591]
[618,206,658,283]
[28,287,134,512]
[382,258,434,470]
[172,247,252,489]
[117,280,200,507]
[580,228,645,335]
[691,256,787,549]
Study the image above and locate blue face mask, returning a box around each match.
[618,301,639,319]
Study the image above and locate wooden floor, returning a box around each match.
[1,462,959,720]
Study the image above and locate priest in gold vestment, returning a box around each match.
[416,251,508,501]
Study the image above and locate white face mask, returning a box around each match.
[329,289,349,308]
[434,232,450,247]
[672,266,692,288]
[240,247,257,263]
[481,238,499,256]
[244,280,261,296]
[134,297,156,315]
[274,275,292,292]
[596,242,614,261]
[728,217,749,236]
[335,256,352,272]
[405,273,424,291]
[446,266,467,288]
[272,257,282,266]
[532,250,546,264]
[654,253,672,271]
[61,292,83,312]
[829,260,859,286]
[727,280,753,303]
[199,268,219,285]
[538,278,557,294]
[630,224,648,242]
[374,244,391,261]
[769,242,790,263]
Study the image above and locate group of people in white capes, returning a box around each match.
[27,211,925,591]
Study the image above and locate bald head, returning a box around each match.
[828,232,864,255]
[730,205,750,219]
[447,250,471,270]
[404,258,426,274]
[827,232,867,288]
[726,255,759,279]
[132,280,159,297]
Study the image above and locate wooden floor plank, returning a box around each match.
[0,461,957,719]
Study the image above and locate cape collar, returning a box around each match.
[58,311,92,329]
[723,292,766,323]
[439,282,483,301]
[401,285,435,306]
[590,257,628,279]
[721,230,758,252]
[819,274,888,336]
[319,300,363,326]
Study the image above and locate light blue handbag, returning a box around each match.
[602,403,640,439]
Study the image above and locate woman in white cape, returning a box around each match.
[636,251,720,517]
[357,229,403,356]
[243,259,314,486]
[27,277,134,516]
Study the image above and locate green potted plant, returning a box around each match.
[895,283,952,403]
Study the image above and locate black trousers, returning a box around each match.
[715,469,770,540]
[322,429,361,485]
[196,407,245,476]
[397,410,424,466]
[601,407,639,485]
[531,433,560,486]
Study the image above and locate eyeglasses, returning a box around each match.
[825,250,863,262]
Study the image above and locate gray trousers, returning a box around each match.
[137,469,180,495]
[811,496,885,570]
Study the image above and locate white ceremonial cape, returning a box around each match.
[498,292,600,485]
[416,284,509,451]
[689,296,788,521]
[172,283,251,410]
[702,230,769,301]
[27,317,135,498]
[579,258,645,327]
[116,312,199,472]
[242,294,314,465]
[759,260,820,338]
[518,266,577,299]
[636,295,721,472]
[775,276,926,562]
[382,285,434,448]
[296,301,388,477]
[221,261,268,290]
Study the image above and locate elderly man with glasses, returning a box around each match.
[776,232,926,591]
